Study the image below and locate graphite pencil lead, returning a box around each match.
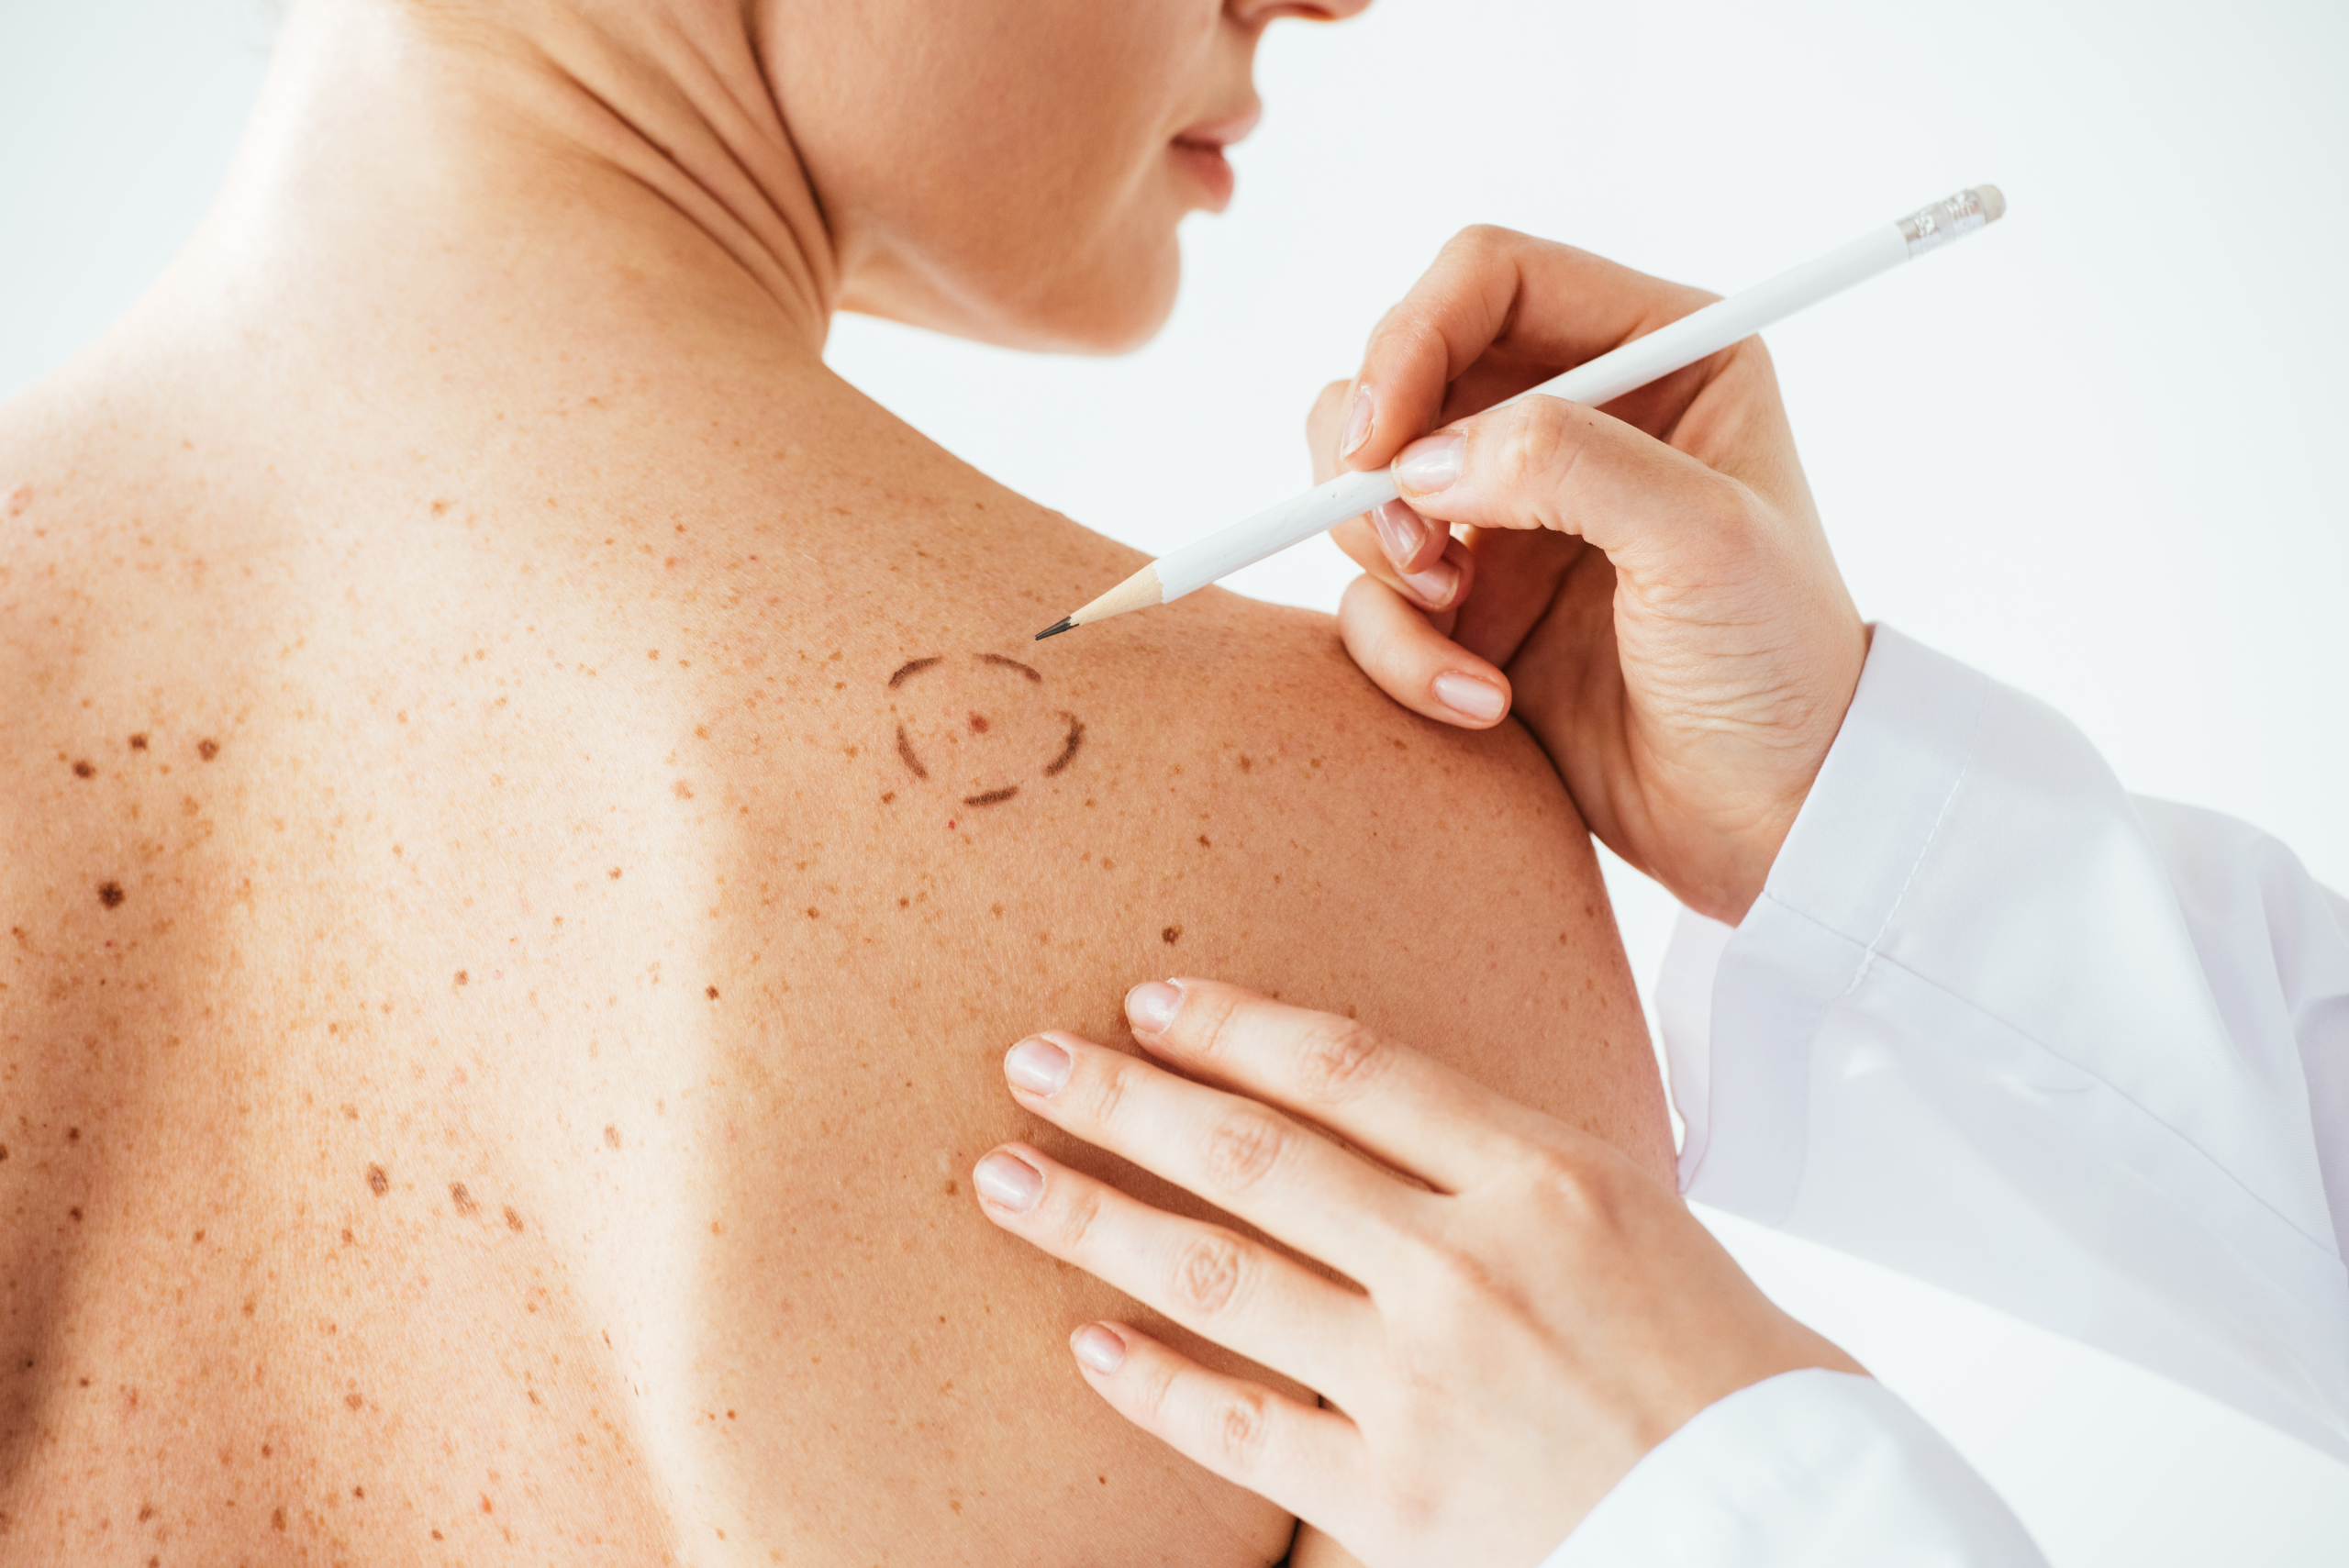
[1033,617,1076,641]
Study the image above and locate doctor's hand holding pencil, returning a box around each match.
[1308,225,1873,925]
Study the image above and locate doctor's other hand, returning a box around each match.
[1307,226,1867,922]
[973,979,1861,1568]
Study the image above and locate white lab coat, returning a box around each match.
[1542,625,2349,1565]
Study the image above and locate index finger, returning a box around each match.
[1124,979,1559,1195]
[1341,225,1718,471]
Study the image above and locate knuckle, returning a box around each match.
[1292,1018,1387,1106]
[1201,1109,1288,1195]
[1052,1180,1106,1255]
[1171,1233,1245,1317]
[1084,1052,1137,1129]
[1186,987,1247,1067]
[1444,222,1517,261]
[1209,1386,1274,1473]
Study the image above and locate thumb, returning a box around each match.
[1386,394,1751,584]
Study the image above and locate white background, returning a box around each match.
[6,0,2347,1559]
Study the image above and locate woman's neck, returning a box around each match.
[176,0,840,368]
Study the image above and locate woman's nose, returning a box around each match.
[1230,0,1375,27]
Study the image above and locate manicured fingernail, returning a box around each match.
[974,1151,1043,1213]
[1072,1323,1128,1373]
[1403,560,1458,606]
[1126,980,1183,1033]
[1370,498,1427,569]
[1433,673,1506,720]
[1338,385,1375,459]
[1006,1037,1073,1095]
[1393,432,1463,495]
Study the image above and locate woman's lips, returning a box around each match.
[1170,105,1259,214]
[1170,139,1236,211]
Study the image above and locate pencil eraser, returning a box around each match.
[1976,184,2007,223]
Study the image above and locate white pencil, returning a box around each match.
[1036,184,2006,639]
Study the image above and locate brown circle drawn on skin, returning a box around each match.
[886,653,1085,806]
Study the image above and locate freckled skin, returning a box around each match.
[0,67,1663,1568]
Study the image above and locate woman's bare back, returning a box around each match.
[0,320,1664,1563]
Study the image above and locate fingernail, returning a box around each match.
[974,1151,1043,1213]
[1433,673,1506,720]
[1402,560,1458,606]
[1126,980,1183,1034]
[1005,1037,1073,1095]
[1072,1323,1128,1374]
[1338,385,1375,459]
[1370,498,1427,570]
[1393,432,1463,495]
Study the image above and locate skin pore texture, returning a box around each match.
[0,0,1669,1562]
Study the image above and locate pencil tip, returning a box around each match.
[1033,617,1075,641]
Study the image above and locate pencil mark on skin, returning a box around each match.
[896,724,930,780]
[978,653,1043,683]
[962,787,1019,807]
[1043,714,1085,777]
[888,656,943,689]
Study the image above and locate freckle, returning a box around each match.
[128,733,149,751]
[1239,755,1253,773]
[347,1392,363,1409]
[242,1296,255,1316]
[609,867,622,879]
[273,1506,286,1530]
[942,1179,958,1195]
[605,1125,623,1150]
[1163,926,1182,944]
[355,1485,365,1498]
[366,1163,389,1195]
[197,739,219,762]
[482,1495,494,1514]
[706,984,719,999]
[1197,835,1211,847]
[192,1228,204,1241]
[72,759,95,779]
[710,1219,724,1235]
[1100,858,1114,870]
[806,906,819,918]
[505,1205,524,1231]
[673,779,695,799]
[881,791,896,805]
[433,1529,443,1540]
[648,650,659,661]
[967,712,989,733]
[450,1182,478,1216]
[96,882,125,908]
[67,1127,79,1143]
[897,895,908,907]
[139,1502,154,1521]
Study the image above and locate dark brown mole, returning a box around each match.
[1042,713,1085,777]
[67,1127,79,1142]
[450,1182,479,1217]
[706,984,719,999]
[128,733,149,751]
[895,723,929,780]
[97,882,125,909]
[1163,926,1183,945]
[366,1163,389,1196]
[963,786,1019,807]
[967,712,990,734]
[978,652,1043,683]
[197,739,220,762]
[887,655,943,688]
[72,760,95,779]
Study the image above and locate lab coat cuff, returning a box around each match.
[1664,624,1992,1198]
[1538,1369,2045,1567]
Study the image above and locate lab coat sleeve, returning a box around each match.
[1539,1369,2045,1567]
[1658,623,2349,1462]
